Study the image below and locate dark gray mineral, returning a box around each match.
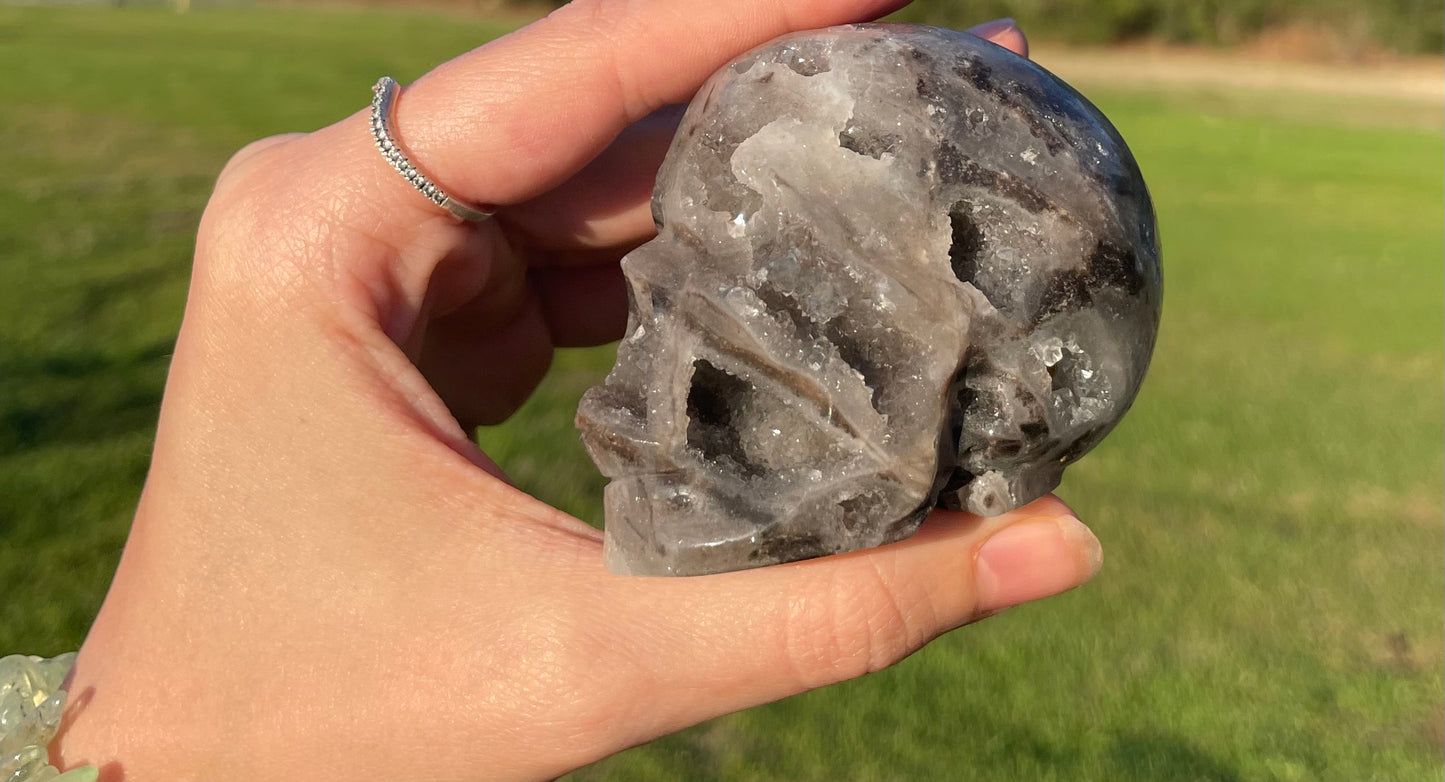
[576,24,1161,576]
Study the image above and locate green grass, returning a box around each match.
[2,5,1441,780]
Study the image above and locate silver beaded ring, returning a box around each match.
[370,77,494,223]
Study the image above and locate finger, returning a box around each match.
[501,105,684,252]
[490,16,1031,259]
[581,495,1099,756]
[969,17,1029,57]
[533,264,629,347]
[216,132,306,183]
[303,0,913,231]
[492,20,1028,253]
[418,286,554,429]
[512,17,1033,344]
[417,256,627,417]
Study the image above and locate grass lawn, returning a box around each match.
[2,5,1441,780]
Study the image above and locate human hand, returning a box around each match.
[53,4,1090,780]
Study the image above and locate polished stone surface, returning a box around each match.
[577,24,1161,576]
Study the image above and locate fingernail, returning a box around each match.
[969,18,1018,40]
[975,517,1102,611]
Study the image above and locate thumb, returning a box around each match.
[592,495,1100,751]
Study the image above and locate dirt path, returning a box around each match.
[1033,45,1443,105]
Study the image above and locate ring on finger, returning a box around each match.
[370,76,494,223]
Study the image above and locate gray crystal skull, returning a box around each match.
[576,24,1161,576]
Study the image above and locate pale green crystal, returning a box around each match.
[0,654,95,782]
[1,745,48,781]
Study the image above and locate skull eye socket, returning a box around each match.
[685,359,763,478]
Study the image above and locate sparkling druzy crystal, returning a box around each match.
[576,24,1161,576]
[0,653,97,782]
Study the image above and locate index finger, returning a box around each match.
[504,18,1034,254]
[313,0,912,224]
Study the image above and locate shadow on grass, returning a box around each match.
[576,721,1247,781]
[1105,732,1244,781]
[0,338,173,456]
[984,726,1245,781]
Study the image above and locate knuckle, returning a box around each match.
[780,560,926,689]
[539,0,646,116]
[548,0,633,26]
[492,601,651,760]
[216,132,299,186]
[197,133,341,301]
[203,138,295,252]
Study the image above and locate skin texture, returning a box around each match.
[49,5,1096,781]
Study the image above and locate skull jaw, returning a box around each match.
[936,461,1066,518]
[602,448,1063,576]
[601,474,932,576]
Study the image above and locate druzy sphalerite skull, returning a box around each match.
[576,24,1161,576]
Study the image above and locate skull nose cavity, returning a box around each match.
[838,122,904,159]
[947,202,986,291]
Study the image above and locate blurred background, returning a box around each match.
[1,0,1441,779]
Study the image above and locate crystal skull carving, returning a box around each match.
[576,24,1161,576]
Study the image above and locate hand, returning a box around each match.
[53,5,1089,780]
